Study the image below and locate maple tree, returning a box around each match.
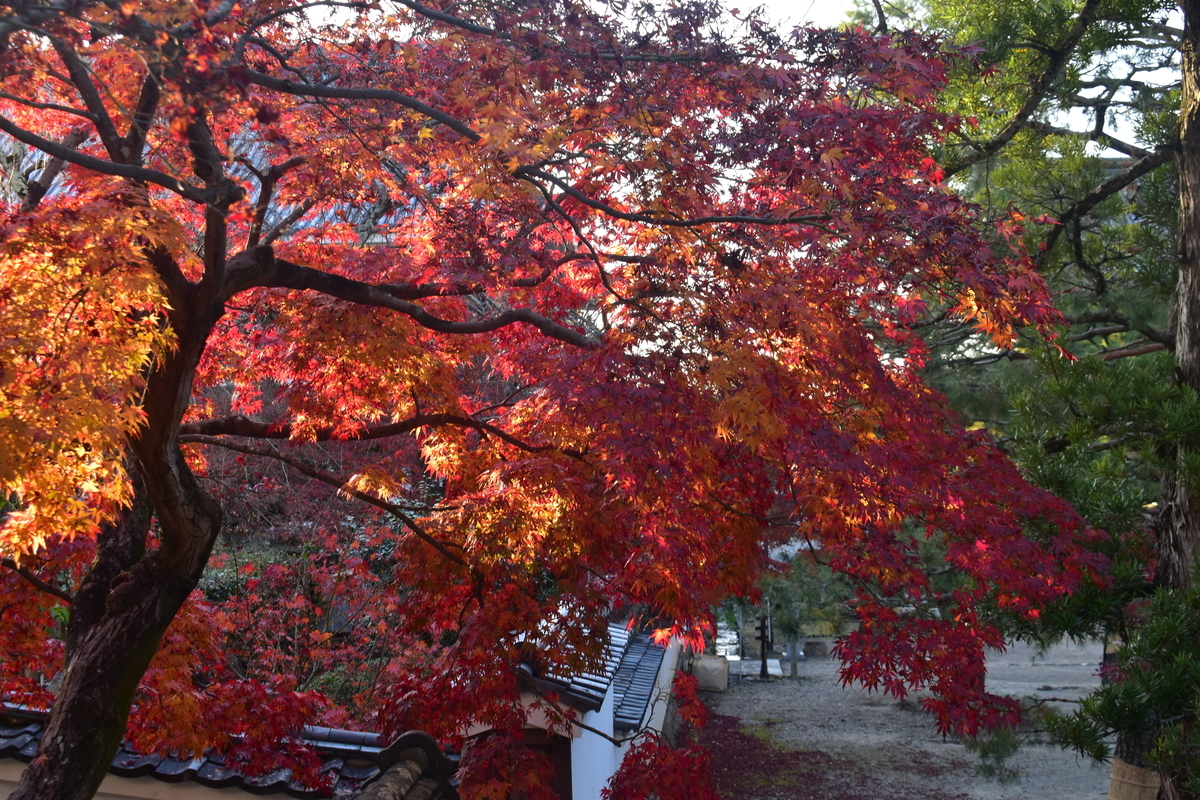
[0,1,1103,798]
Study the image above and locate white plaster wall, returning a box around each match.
[570,689,615,800]
[643,638,682,736]
[464,692,584,740]
[1,760,286,799]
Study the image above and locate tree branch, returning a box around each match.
[1071,217,1106,295]
[1100,341,1166,361]
[0,0,74,44]
[516,166,833,229]
[239,2,369,49]
[245,156,307,248]
[1039,144,1178,261]
[940,349,1031,366]
[186,111,225,187]
[260,200,314,246]
[396,0,500,36]
[50,39,126,162]
[178,435,472,570]
[393,1,720,63]
[186,109,236,290]
[241,257,602,348]
[942,0,1106,178]
[1024,119,1149,159]
[871,0,888,33]
[121,65,164,166]
[170,0,238,36]
[20,125,88,213]
[0,91,95,122]
[1,558,74,605]
[178,411,584,459]
[236,64,481,143]
[1089,432,1141,451]
[353,254,607,300]
[1066,324,1129,342]
[1062,311,1172,347]
[0,114,230,204]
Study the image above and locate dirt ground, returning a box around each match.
[700,641,1111,800]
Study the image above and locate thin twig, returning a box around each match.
[179,435,475,574]
[1,558,73,605]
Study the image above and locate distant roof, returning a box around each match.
[0,706,457,798]
[535,623,632,712]
[532,623,670,734]
[611,634,668,734]
[2,626,674,796]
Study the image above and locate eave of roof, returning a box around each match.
[533,624,632,712]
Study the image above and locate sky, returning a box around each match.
[751,0,859,29]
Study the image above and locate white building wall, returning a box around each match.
[570,688,615,800]
[641,638,682,737]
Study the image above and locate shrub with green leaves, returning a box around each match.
[1048,581,1200,795]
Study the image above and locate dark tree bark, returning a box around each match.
[1161,0,1200,598]
[7,488,184,800]
[1118,6,1200,799]
[8,265,227,800]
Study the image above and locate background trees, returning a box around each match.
[855,0,1200,793]
[0,2,1099,799]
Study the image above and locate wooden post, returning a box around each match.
[756,615,769,679]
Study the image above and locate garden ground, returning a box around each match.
[701,640,1111,800]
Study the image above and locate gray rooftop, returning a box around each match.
[611,634,668,734]
[532,623,670,734]
[0,708,456,798]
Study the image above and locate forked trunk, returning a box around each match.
[7,464,221,800]
[8,566,189,799]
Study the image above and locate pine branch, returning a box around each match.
[942,0,1106,178]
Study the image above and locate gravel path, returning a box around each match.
[700,641,1111,800]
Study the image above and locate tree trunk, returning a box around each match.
[8,255,227,800]
[6,491,209,800]
[1111,6,1200,798]
[1163,0,1200,597]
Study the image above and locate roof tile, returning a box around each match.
[0,707,449,799]
[612,634,668,733]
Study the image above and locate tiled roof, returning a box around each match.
[535,624,632,711]
[2,626,672,796]
[531,623,671,733]
[611,634,668,734]
[0,706,457,798]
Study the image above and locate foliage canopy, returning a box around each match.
[0,1,1101,797]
